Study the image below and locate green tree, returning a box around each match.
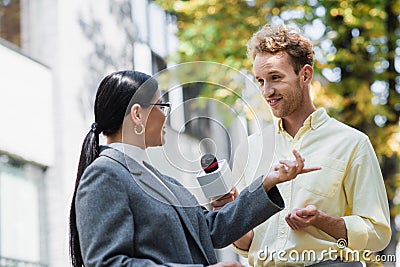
[156,0,400,262]
[318,1,400,261]
[0,0,21,46]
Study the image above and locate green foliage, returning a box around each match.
[155,2,400,224]
[319,0,400,159]
[0,0,21,46]
[156,0,271,70]
[155,0,400,156]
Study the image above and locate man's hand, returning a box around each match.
[285,205,348,240]
[208,261,244,267]
[262,150,321,191]
[285,205,318,230]
[211,150,321,210]
[210,187,238,211]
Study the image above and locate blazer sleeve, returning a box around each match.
[75,162,206,267]
[203,177,284,248]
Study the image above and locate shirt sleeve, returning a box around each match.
[342,137,391,251]
[231,242,250,257]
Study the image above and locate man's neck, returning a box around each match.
[282,107,316,137]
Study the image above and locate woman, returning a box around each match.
[69,70,317,267]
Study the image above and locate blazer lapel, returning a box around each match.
[100,147,182,206]
[142,161,211,265]
[100,147,211,264]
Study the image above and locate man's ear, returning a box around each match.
[301,64,313,83]
[129,104,142,124]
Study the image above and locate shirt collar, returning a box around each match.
[275,108,329,133]
[107,142,148,166]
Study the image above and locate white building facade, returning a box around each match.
[0,0,254,266]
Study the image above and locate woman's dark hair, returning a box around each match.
[69,70,158,267]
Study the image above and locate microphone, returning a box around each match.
[196,154,234,199]
[201,154,219,173]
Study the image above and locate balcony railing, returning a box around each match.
[0,256,47,267]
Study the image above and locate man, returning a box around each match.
[211,24,391,266]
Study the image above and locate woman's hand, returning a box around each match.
[210,187,238,211]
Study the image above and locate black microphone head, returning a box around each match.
[201,154,219,173]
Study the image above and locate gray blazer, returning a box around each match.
[75,146,284,267]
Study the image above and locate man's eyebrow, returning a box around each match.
[255,70,281,78]
[267,69,281,74]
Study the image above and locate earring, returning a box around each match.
[134,123,145,135]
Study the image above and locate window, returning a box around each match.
[0,0,21,47]
[0,153,47,267]
[182,82,211,141]
[152,51,167,75]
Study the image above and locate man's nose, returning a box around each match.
[261,84,274,98]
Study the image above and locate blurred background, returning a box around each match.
[0,0,399,266]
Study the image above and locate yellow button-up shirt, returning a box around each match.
[232,108,391,266]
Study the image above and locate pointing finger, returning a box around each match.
[300,166,322,173]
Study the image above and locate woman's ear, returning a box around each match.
[129,104,142,124]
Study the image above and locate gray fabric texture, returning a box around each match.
[75,146,284,267]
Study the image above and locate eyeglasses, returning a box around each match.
[148,102,171,116]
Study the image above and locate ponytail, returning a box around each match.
[68,70,158,267]
[69,123,101,267]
